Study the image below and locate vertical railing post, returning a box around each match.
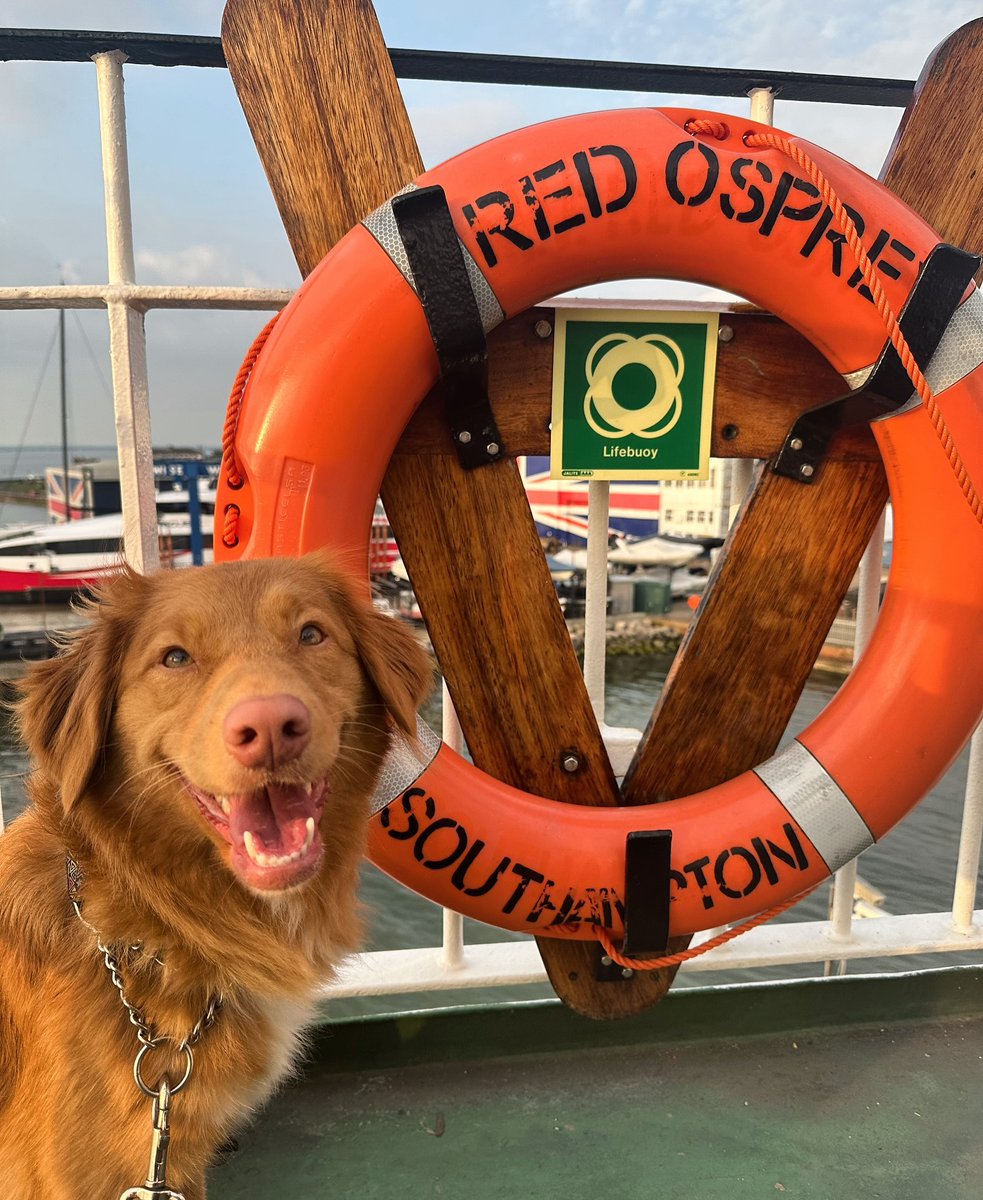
[440,680,466,969]
[59,306,71,521]
[584,479,611,722]
[93,50,159,575]
[727,87,775,524]
[825,515,886,967]
[952,722,983,934]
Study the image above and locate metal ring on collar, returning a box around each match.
[133,1041,194,1098]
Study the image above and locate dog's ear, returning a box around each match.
[351,604,435,736]
[15,569,146,811]
[311,555,434,735]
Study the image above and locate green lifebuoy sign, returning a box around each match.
[550,308,719,480]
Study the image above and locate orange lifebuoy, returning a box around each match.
[216,108,983,940]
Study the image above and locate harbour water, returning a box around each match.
[0,444,119,480]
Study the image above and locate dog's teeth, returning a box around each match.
[304,782,314,797]
[238,820,314,868]
[243,819,317,871]
[218,796,230,816]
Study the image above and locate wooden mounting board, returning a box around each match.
[393,309,871,461]
[222,1,983,1017]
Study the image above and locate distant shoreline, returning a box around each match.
[0,480,46,506]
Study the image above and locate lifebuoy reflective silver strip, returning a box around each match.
[754,740,873,871]
[845,288,983,412]
[914,286,983,399]
[362,183,505,334]
[370,719,442,815]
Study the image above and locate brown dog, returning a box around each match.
[0,554,432,1198]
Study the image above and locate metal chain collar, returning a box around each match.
[67,857,223,1096]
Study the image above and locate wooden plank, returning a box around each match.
[623,460,888,804]
[393,310,871,462]
[883,19,983,257]
[222,0,421,276]
[619,18,983,792]
[618,16,983,988]
[223,0,672,1015]
[381,457,619,801]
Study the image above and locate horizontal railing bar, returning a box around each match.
[0,30,914,107]
[0,28,227,67]
[0,285,291,311]
[322,911,983,998]
[391,49,914,107]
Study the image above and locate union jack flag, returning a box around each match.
[519,456,661,545]
[45,467,88,521]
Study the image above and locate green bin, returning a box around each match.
[633,577,672,615]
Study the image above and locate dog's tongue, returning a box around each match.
[228,783,316,854]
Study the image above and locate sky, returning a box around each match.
[1,1,981,450]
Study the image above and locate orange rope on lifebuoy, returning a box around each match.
[592,888,813,970]
[221,504,241,549]
[220,313,281,546]
[684,117,730,140]
[744,128,983,525]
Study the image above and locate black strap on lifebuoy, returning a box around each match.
[392,185,505,470]
[774,243,980,482]
[595,828,672,978]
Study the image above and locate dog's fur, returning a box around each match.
[0,555,432,1198]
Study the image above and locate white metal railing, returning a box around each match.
[1,42,981,1004]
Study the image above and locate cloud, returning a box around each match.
[144,308,277,447]
[0,1,224,34]
[402,88,536,167]
[543,0,981,76]
[135,244,264,287]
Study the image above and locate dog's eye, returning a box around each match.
[162,646,193,668]
[299,624,325,647]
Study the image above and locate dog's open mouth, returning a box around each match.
[184,777,329,891]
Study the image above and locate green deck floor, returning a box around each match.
[210,968,983,1199]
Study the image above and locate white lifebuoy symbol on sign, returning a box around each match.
[583,332,685,439]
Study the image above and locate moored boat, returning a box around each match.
[0,509,213,595]
[0,479,400,597]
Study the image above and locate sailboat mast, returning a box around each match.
[59,306,70,522]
